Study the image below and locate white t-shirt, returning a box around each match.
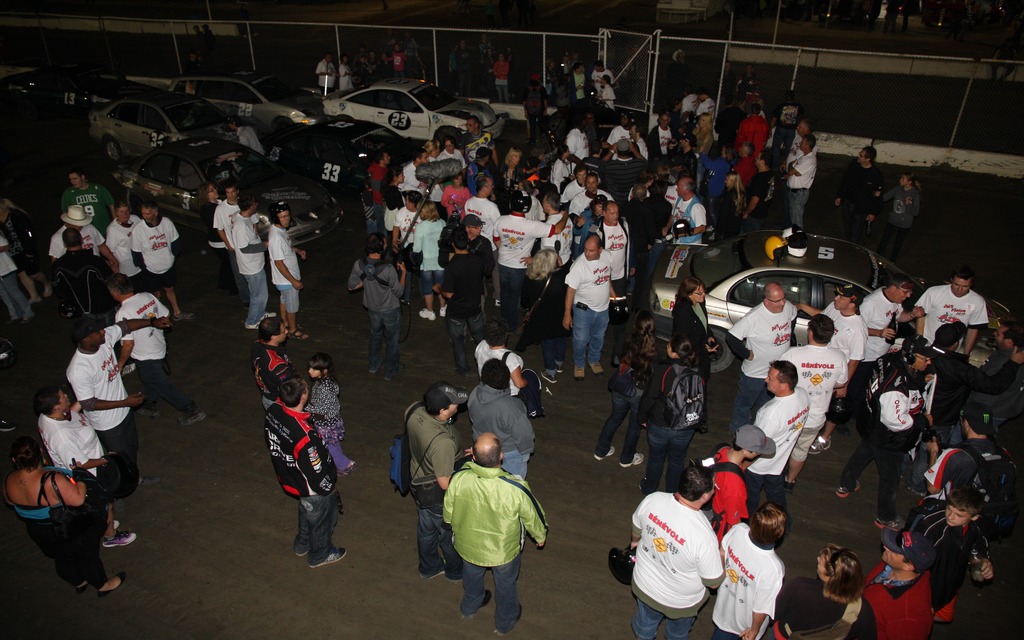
[394,207,418,247]
[49,224,104,260]
[681,94,698,115]
[565,128,588,163]
[228,214,264,275]
[712,524,785,639]
[631,492,722,610]
[561,179,587,205]
[541,212,573,266]
[104,217,142,277]
[729,301,798,378]
[601,221,628,280]
[823,303,868,363]
[474,342,524,396]
[696,97,715,115]
[437,149,467,169]
[66,325,129,431]
[400,162,426,194]
[497,214,554,268]
[568,189,612,216]
[464,197,500,250]
[316,59,336,90]
[917,284,989,344]
[780,344,849,429]
[860,288,903,362]
[38,411,105,475]
[666,194,707,245]
[0,235,16,276]
[268,225,300,287]
[656,126,674,155]
[130,216,179,274]
[787,151,817,189]
[213,200,240,248]
[748,389,810,476]
[607,125,630,145]
[337,63,353,91]
[550,158,573,189]
[115,292,168,361]
[565,250,612,312]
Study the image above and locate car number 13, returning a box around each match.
[321,163,342,182]
[817,246,835,259]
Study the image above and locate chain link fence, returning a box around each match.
[3,14,1023,155]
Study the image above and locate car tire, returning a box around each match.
[16,99,38,120]
[103,137,125,162]
[434,125,461,144]
[709,325,735,374]
[272,117,292,131]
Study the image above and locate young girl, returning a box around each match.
[440,172,471,219]
[877,172,921,262]
[306,353,355,476]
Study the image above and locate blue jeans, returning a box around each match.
[596,390,643,464]
[368,307,401,377]
[0,272,31,320]
[646,241,667,287]
[243,270,268,326]
[228,251,250,305]
[369,203,385,235]
[741,216,765,234]
[745,470,788,528]
[541,337,567,375]
[710,628,741,640]
[789,188,810,229]
[502,450,530,479]
[294,492,339,566]
[706,193,721,230]
[419,269,445,296]
[447,311,485,375]
[772,127,796,169]
[462,554,522,633]
[135,358,197,414]
[641,425,696,495]
[908,423,955,493]
[729,373,769,434]
[499,265,527,331]
[571,306,609,367]
[417,504,463,579]
[632,597,696,640]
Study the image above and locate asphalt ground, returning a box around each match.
[1,95,1023,637]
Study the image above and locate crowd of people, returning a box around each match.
[1,59,1021,639]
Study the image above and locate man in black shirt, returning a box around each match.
[741,153,776,233]
[834,146,884,245]
[251,316,297,410]
[52,228,116,323]
[436,225,491,377]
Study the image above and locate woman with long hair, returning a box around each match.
[671,276,720,383]
[715,171,746,240]
[412,201,446,320]
[594,311,658,467]
[876,172,921,262]
[637,334,705,494]
[517,248,571,382]
[693,112,714,155]
[771,544,876,637]
[498,147,525,196]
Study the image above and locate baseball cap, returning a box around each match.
[934,321,967,348]
[835,283,858,299]
[881,529,936,572]
[616,139,631,153]
[962,402,997,436]
[71,317,108,344]
[475,148,492,160]
[910,337,943,359]
[735,424,776,457]
[529,72,541,82]
[462,214,483,227]
[424,381,469,413]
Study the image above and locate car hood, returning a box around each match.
[436,99,497,126]
[277,90,326,115]
[250,175,328,217]
[84,79,152,103]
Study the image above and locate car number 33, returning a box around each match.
[321,163,342,182]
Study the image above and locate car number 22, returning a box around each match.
[388,112,411,130]
[321,163,342,182]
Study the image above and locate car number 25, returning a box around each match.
[321,163,342,182]
[818,246,835,259]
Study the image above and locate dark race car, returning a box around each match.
[0,64,152,119]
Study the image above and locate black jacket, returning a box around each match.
[52,250,115,315]
[672,300,712,381]
[516,264,571,350]
[930,351,1018,428]
[859,353,929,452]
[835,160,884,214]
[264,402,337,498]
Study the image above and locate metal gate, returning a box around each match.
[598,28,658,119]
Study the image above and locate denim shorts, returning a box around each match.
[419,269,445,296]
[276,284,300,312]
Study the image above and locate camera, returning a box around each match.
[920,427,939,443]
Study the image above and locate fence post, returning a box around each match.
[790,47,802,90]
[100,18,116,72]
[172,22,183,75]
[715,33,729,119]
[37,15,51,65]
[433,29,440,90]
[334,24,341,61]
[246,22,256,71]
[948,63,976,149]
[542,34,547,96]
[649,30,661,123]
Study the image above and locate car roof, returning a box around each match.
[114,91,214,108]
[135,137,250,162]
[365,78,432,91]
[171,72,274,83]
[267,120,390,139]
[739,230,878,286]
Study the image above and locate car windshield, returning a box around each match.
[251,76,300,101]
[410,83,457,111]
[349,126,407,155]
[164,99,227,131]
[76,68,123,90]
[200,150,280,188]
[691,240,750,290]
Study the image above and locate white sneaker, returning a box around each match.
[439,306,447,318]
[619,453,645,468]
[418,308,437,321]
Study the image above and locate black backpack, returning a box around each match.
[661,364,706,430]
[436,215,463,268]
[962,443,1019,541]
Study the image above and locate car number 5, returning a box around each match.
[817,246,835,260]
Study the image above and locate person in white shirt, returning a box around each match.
[103,203,142,284]
[745,360,810,525]
[539,192,573,266]
[107,274,206,426]
[0,229,33,323]
[213,179,249,304]
[563,235,613,380]
[316,51,337,94]
[725,282,798,433]
[227,117,264,155]
[664,176,706,246]
[400,149,429,194]
[474,318,527,396]
[629,464,724,640]
[592,201,632,363]
[131,201,193,321]
[567,172,612,217]
[712,504,787,640]
[229,195,275,329]
[337,53,354,91]
[694,87,715,116]
[464,177,503,305]
[605,112,632,148]
[785,134,817,228]
[915,265,989,356]
[267,202,308,340]
[779,315,849,491]
[565,114,593,166]
[49,205,118,271]
[497,190,568,332]
[549,147,574,191]
[437,136,467,170]
[597,74,616,110]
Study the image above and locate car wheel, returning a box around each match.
[16,99,38,120]
[434,125,461,144]
[103,136,124,162]
[272,117,292,131]
[709,325,735,374]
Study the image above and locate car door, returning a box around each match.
[225,81,266,131]
[136,153,179,214]
[309,134,359,193]
[106,101,151,157]
[55,74,91,115]
[343,90,380,124]
[268,133,317,181]
[139,104,173,148]
[382,90,429,139]
[726,270,815,345]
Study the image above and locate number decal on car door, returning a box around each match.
[817,246,835,260]
[63,92,76,105]
[321,163,342,182]
[149,132,167,147]
[388,112,411,130]
[238,103,253,116]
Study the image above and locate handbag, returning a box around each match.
[44,472,95,540]
[410,475,446,508]
[607,363,637,398]
[608,295,630,325]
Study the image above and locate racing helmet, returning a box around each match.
[764,235,787,261]
[267,200,290,226]
[672,218,693,239]
[782,225,808,257]
[825,394,851,424]
[509,189,532,214]
[58,301,81,319]
[0,337,16,370]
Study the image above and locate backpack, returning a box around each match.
[962,443,1019,541]
[662,364,706,430]
[525,86,544,116]
[783,599,862,640]
[702,443,743,539]
[388,401,424,496]
[502,352,545,419]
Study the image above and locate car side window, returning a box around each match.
[197,80,232,101]
[56,76,75,92]
[226,82,259,103]
[311,136,349,166]
[111,102,140,124]
[139,105,168,132]
[729,273,813,307]
[176,160,202,191]
[821,277,869,304]
[30,70,60,92]
[283,134,310,154]
[393,92,422,113]
[348,91,378,107]
[138,154,176,184]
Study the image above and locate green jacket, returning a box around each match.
[443,461,548,567]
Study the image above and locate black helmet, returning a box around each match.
[782,225,808,257]
[509,189,532,214]
[825,394,851,424]
[58,301,81,319]
[0,337,16,370]
[268,200,289,215]
[608,545,637,585]
[672,218,692,238]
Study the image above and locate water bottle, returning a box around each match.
[969,550,986,582]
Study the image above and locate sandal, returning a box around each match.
[289,330,310,340]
